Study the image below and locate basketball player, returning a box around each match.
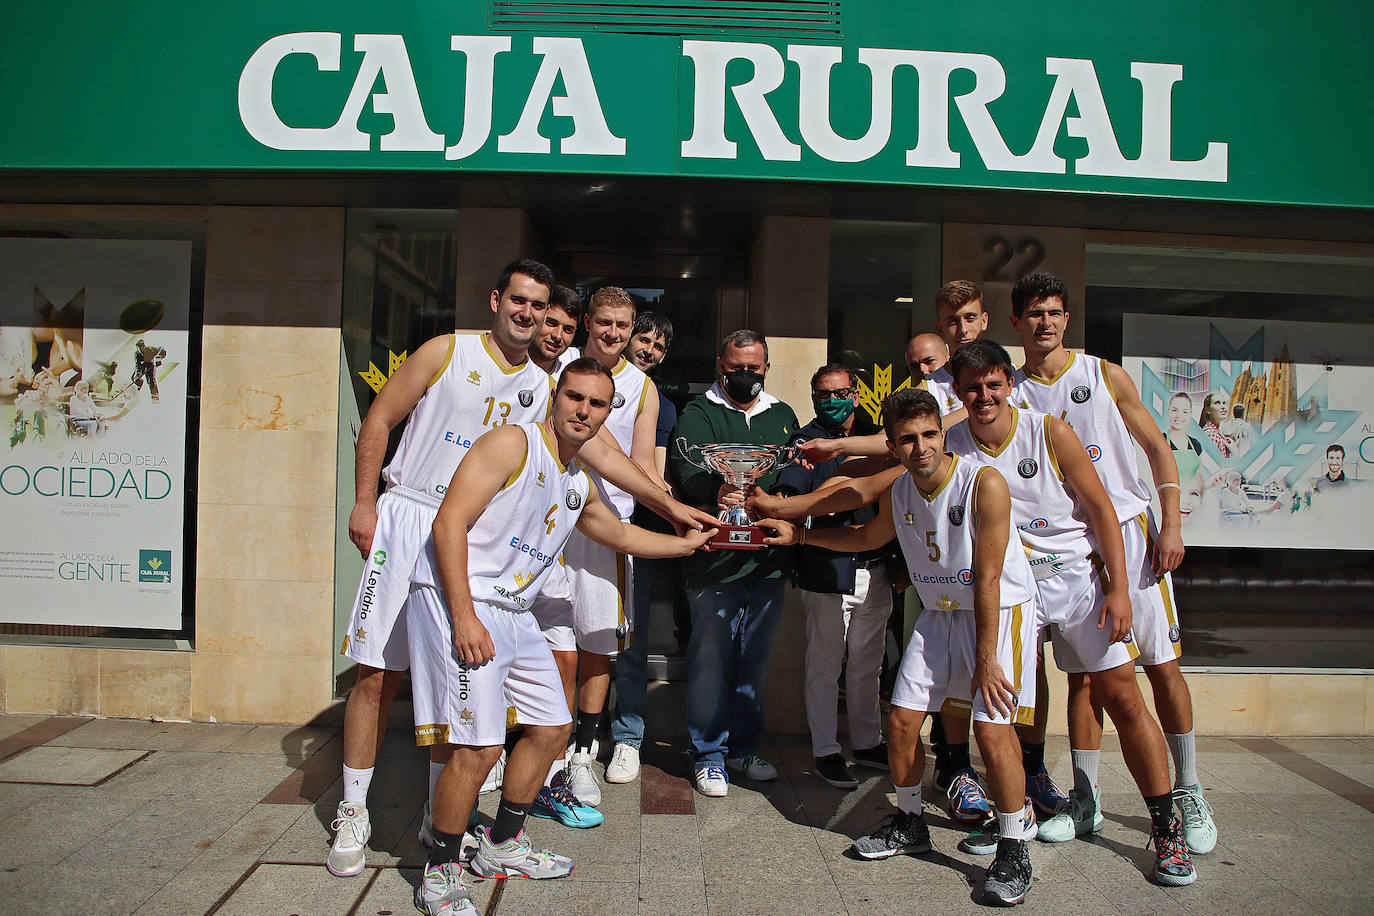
[551,287,666,807]
[408,358,714,916]
[1009,272,1215,853]
[758,388,1038,906]
[946,340,1196,886]
[330,261,712,877]
[528,285,581,374]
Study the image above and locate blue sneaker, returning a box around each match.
[1025,764,1070,816]
[531,773,604,829]
[947,768,993,824]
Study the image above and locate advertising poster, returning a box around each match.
[0,239,190,628]
[1123,313,1372,550]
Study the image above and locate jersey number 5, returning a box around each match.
[925,531,941,562]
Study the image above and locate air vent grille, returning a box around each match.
[489,1,841,39]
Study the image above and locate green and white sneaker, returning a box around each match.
[466,826,574,880]
[726,754,778,781]
[959,802,1037,856]
[326,801,370,877]
[1173,784,1217,854]
[1036,787,1104,843]
[414,861,478,915]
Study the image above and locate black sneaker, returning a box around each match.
[851,742,890,770]
[983,838,1032,906]
[1149,816,1197,886]
[850,809,932,859]
[814,754,859,789]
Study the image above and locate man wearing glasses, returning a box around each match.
[774,364,897,789]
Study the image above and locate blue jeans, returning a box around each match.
[610,554,661,748]
[685,578,786,767]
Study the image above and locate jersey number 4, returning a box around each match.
[544,505,558,535]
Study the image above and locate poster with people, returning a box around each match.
[0,239,190,628]
[1123,313,1372,550]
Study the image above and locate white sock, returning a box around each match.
[1070,749,1099,799]
[546,757,565,788]
[342,765,373,805]
[895,784,923,814]
[1166,731,1198,788]
[428,761,445,809]
[997,803,1035,841]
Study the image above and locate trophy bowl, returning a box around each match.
[677,439,798,550]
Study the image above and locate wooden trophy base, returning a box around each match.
[710,523,768,550]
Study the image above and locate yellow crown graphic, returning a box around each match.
[936,595,961,611]
[513,571,535,588]
[359,349,408,394]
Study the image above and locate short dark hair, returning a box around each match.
[720,329,769,362]
[632,311,675,350]
[934,280,983,313]
[550,285,583,321]
[497,258,555,296]
[1010,272,1069,318]
[555,356,615,398]
[1327,444,1346,458]
[810,363,855,390]
[949,339,1015,388]
[882,388,941,440]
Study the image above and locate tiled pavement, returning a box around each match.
[1,714,1373,915]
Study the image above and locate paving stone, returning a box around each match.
[214,862,367,916]
[0,714,51,743]
[222,724,337,760]
[358,865,497,916]
[45,717,168,749]
[640,813,704,884]
[477,876,639,914]
[638,879,709,916]
[705,879,846,915]
[0,745,146,785]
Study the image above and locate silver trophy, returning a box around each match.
[676,439,798,549]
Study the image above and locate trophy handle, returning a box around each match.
[675,437,711,472]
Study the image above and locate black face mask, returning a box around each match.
[721,369,764,403]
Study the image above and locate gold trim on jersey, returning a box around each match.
[502,432,530,491]
[481,332,526,376]
[976,407,1020,458]
[616,552,630,653]
[1044,419,1066,482]
[428,334,457,389]
[918,453,960,502]
[414,723,450,747]
[970,465,990,525]
[1101,356,1119,403]
[1136,513,1183,659]
[637,376,652,415]
[506,705,520,728]
[1024,350,1076,386]
[537,422,569,472]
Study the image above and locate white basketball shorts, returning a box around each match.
[1036,555,1140,674]
[1121,510,1183,666]
[563,528,633,655]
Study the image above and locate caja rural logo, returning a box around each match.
[138,550,172,584]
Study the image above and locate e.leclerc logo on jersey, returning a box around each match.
[1086,444,1103,462]
[1019,517,1049,531]
[957,568,974,585]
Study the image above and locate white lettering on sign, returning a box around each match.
[236,34,1227,182]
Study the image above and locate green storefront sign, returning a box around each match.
[4,0,1372,209]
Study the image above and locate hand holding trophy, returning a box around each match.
[676,439,799,550]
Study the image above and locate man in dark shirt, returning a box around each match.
[776,364,895,789]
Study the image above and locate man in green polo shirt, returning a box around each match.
[670,329,799,797]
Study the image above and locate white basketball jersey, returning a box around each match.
[946,408,1091,579]
[1013,354,1150,524]
[891,456,1037,612]
[919,367,962,417]
[411,423,592,610]
[556,351,650,519]
[383,333,553,503]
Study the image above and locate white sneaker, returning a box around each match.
[1174,783,1218,855]
[694,764,729,797]
[605,744,641,784]
[726,753,778,782]
[480,750,506,795]
[326,801,370,877]
[566,751,603,807]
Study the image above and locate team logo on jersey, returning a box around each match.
[1020,517,1049,531]
[948,505,965,526]
[903,511,915,526]
[611,392,626,408]
[566,489,582,510]
[1071,385,1091,403]
[467,370,482,385]
[512,571,535,589]
[616,621,630,639]
[536,471,546,487]
[1017,458,1039,479]
[936,595,960,611]
[354,627,367,644]
[518,388,534,407]
[1122,632,1134,644]
[459,707,475,726]
[1169,624,1181,643]
[957,568,974,585]
[1086,444,1103,462]
[373,549,387,566]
